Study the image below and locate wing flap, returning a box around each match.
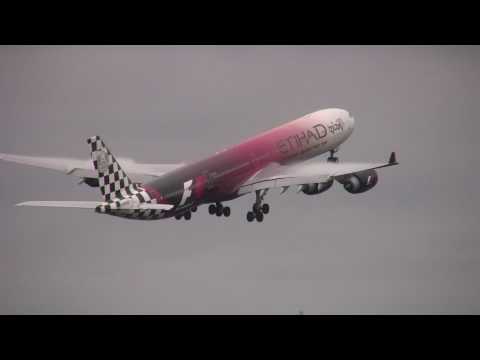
[238,176,331,195]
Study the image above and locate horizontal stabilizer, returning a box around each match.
[137,203,174,210]
[17,201,102,208]
[16,201,173,211]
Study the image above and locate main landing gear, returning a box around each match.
[247,189,270,223]
[175,211,192,220]
[208,202,231,217]
[174,205,197,221]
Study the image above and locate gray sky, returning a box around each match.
[1,45,479,314]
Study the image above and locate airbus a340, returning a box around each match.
[0,108,398,222]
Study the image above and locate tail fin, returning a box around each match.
[87,135,134,202]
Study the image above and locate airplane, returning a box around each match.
[0,108,398,223]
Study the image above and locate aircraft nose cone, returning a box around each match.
[343,113,355,136]
[349,115,355,128]
[343,110,354,130]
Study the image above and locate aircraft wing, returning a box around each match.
[0,153,183,182]
[238,152,398,195]
[16,201,174,210]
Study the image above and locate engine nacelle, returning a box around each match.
[301,179,333,195]
[336,169,378,194]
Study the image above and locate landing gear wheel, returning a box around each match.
[250,189,269,221]
[208,204,216,215]
[256,211,264,222]
[191,206,197,212]
[216,207,223,216]
[262,203,270,214]
[223,206,231,217]
[184,211,191,220]
[247,211,255,222]
[175,214,182,220]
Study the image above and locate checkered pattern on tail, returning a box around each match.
[87,135,134,202]
[87,136,167,220]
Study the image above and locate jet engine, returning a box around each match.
[336,169,378,194]
[301,179,333,195]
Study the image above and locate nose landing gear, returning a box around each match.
[327,148,339,163]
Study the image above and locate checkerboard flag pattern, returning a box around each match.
[87,135,134,202]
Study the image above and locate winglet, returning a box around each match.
[388,151,398,165]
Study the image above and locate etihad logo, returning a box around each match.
[277,123,327,155]
[276,119,345,155]
[327,118,345,135]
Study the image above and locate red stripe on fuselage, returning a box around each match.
[143,185,167,203]
[193,174,207,200]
